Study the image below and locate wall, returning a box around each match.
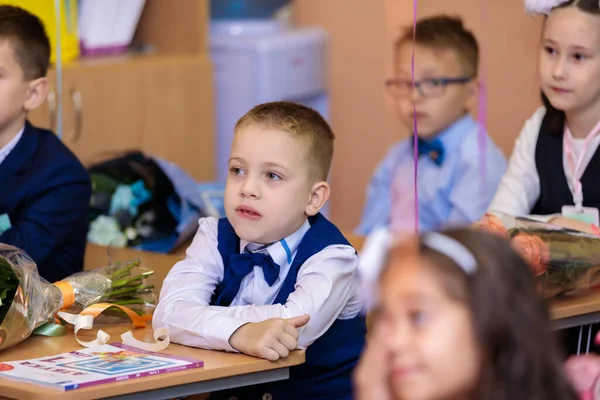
[296,0,543,231]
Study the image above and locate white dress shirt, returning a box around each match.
[488,107,600,221]
[153,217,362,352]
[0,126,24,166]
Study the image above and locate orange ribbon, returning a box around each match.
[53,281,75,309]
[80,303,151,328]
[53,281,151,327]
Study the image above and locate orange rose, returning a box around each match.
[474,213,509,238]
[511,233,550,276]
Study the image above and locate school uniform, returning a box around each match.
[489,106,600,356]
[0,121,91,283]
[154,213,366,400]
[489,106,600,219]
[356,114,506,235]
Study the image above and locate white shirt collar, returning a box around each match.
[240,219,311,267]
[0,126,25,167]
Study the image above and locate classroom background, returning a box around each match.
[6,0,542,274]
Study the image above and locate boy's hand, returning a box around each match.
[229,314,310,361]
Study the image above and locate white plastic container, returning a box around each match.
[210,22,330,184]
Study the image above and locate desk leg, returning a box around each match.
[577,326,583,356]
[587,324,593,354]
[105,368,290,400]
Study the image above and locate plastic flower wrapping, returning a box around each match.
[88,151,225,253]
[0,243,156,352]
[475,212,600,298]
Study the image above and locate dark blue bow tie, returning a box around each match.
[416,137,445,166]
[228,251,280,287]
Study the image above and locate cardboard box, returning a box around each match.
[134,0,209,55]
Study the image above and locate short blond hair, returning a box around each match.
[235,101,334,181]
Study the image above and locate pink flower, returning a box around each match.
[511,233,549,277]
[473,214,509,238]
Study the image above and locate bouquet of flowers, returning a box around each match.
[476,213,600,297]
[87,151,224,253]
[0,243,155,352]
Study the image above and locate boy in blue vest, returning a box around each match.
[154,101,365,400]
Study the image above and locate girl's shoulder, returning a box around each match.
[527,106,547,127]
[515,106,548,144]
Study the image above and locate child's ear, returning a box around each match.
[465,79,480,111]
[468,79,479,99]
[305,180,330,216]
[24,77,49,111]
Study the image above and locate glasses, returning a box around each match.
[384,76,472,99]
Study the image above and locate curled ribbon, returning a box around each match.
[35,280,170,351]
[57,303,169,351]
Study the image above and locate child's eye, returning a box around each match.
[410,311,428,327]
[266,172,282,181]
[573,53,587,61]
[229,167,244,176]
[544,46,556,55]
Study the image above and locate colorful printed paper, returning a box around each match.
[0,343,202,390]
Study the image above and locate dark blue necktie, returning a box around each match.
[214,251,281,306]
[416,138,445,166]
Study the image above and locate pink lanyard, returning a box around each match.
[563,121,600,211]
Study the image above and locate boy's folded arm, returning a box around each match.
[0,176,90,266]
[153,292,249,352]
[152,218,250,352]
[154,245,358,352]
[154,218,359,351]
[216,245,360,350]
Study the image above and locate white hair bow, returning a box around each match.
[524,0,574,14]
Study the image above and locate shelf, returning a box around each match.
[47,52,212,73]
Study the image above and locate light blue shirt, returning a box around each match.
[356,115,507,235]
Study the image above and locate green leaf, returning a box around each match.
[0,256,20,325]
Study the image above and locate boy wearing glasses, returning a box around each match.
[356,15,506,234]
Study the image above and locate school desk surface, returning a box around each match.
[0,324,305,400]
[552,289,600,330]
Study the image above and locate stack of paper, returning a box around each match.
[78,0,146,56]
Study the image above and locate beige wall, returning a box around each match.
[296,0,543,231]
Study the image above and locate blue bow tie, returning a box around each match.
[229,251,281,287]
[416,138,445,166]
[212,249,281,306]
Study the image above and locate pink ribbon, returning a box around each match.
[412,0,419,234]
[478,0,489,190]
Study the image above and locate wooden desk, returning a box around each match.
[552,290,600,330]
[0,325,305,400]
